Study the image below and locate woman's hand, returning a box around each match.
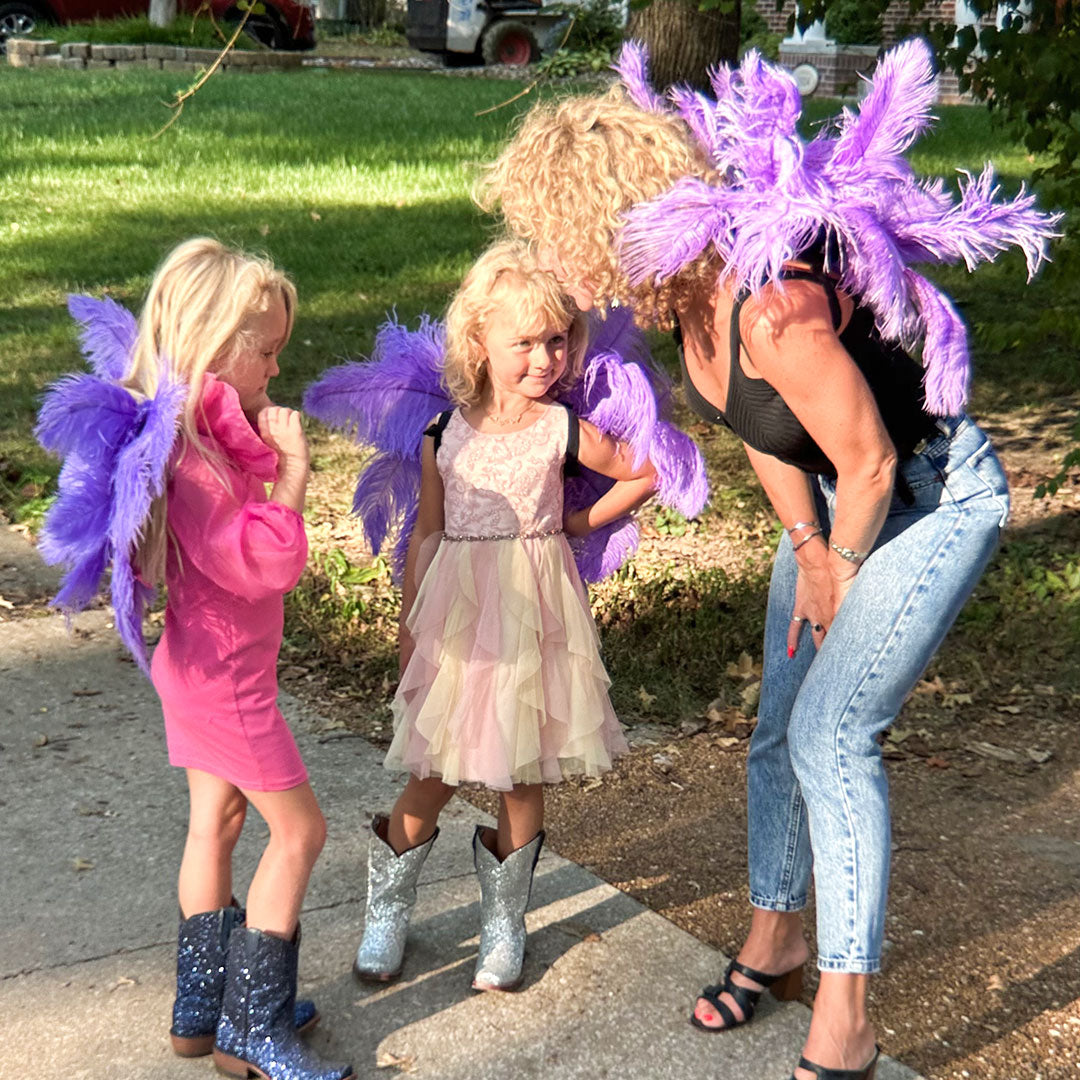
[788,540,861,655]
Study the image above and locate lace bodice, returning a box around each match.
[437,405,570,538]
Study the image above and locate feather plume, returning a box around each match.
[35,375,139,461]
[67,294,138,381]
[569,514,641,584]
[905,269,970,415]
[612,41,668,115]
[828,38,937,179]
[351,452,423,556]
[649,422,709,519]
[303,315,449,457]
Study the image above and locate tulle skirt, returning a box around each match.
[384,534,627,791]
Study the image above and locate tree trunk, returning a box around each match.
[148,0,177,29]
[627,0,741,92]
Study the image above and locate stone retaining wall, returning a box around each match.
[5,38,304,72]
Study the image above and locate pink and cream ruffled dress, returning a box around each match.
[385,404,627,791]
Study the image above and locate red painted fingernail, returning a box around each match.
[787,646,795,658]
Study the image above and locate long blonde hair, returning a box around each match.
[125,237,297,581]
[476,88,717,330]
[443,239,588,406]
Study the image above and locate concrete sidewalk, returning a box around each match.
[0,524,919,1080]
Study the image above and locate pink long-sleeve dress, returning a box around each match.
[150,374,309,792]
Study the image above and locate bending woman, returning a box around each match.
[477,41,1053,1080]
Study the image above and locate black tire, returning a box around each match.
[0,1,47,55]
[480,20,538,67]
[225,4,288,50]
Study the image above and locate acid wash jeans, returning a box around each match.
[747,415,1010,973]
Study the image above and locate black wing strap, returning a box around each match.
[423,409,454,454]
[562,404,581,477]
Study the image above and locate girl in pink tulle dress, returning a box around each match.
[353,240,656,993]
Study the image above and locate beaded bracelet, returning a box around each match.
[829,540,870,563]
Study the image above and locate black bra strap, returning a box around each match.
[423,409,454,454]
[563,404,581,477]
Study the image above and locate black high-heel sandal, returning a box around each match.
[690,958,804,1032]
[788,1045,880,1080]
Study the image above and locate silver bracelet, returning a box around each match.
[787,520,819,535]
[791,527,824,551]
[829,540,870,563]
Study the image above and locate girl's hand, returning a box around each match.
[564,507,593,538]
[257,406,309,474]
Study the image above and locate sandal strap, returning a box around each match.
[794,1050,880,1079]
[697,981,748,1030]
[728,957,784,988]
[722,959,764,1013]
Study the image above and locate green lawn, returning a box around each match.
[2,65,1076,719]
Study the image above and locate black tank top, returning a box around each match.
[678,268,938,478]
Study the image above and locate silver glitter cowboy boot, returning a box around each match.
[170,904,318,1057]
[213,925,354,1080]
[353,814,439,982]
[472,826,545,992]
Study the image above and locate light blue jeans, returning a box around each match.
[747,415,1009,973]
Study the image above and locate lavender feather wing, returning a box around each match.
[107,370,185,672]
[67,294,138,381]
[303,317,451,584]
[617,39,1059,414]
[36,376,139,606]
[36,364,183,673]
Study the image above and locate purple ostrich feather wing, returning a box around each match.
[303,316,450,458]
[303,316,451,582]
[107,370,185,673]
[613,41,668,115]
[351,451,423,557]
[67,294,138,381]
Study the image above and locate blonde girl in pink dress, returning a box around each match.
[127,239,353,1080]
[353,240,656,992]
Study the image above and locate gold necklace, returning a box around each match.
[485,402,536,426]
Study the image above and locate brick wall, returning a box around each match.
[754,1,998,47]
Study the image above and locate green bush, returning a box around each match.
[822,0,882,46]
[740,0,782,60]
[29,14,257,49]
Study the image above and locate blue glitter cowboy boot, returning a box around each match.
[214,926,354,1080]
[472,826,544,992]
[170,906,319,1058]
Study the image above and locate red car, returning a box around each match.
[0,0,315,52]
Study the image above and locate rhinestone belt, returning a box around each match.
[442,527,563,543]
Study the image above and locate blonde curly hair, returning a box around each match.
[444,238,588,406]
[476,88,718,331]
